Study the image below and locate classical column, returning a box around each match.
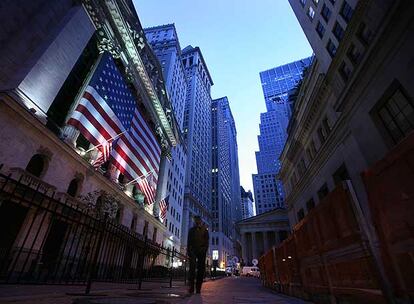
[275,230,281,245]
[153,151,169,218]
[62,125,80,147]
[251,231,257,261]
[263,231,269,253]
[241,232,248,264]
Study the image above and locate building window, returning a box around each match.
[317,183,329,200]
[26,154,46,178]
[67,179,79,197]
[297,208,305,221]
[131,215,137,231]
[316,21,325,38]
[321,4,331,22]
[357,23,374,45]
[372,83,414,145]
[339,62,352,81]
[306,199,315,211]
[347,44,362,65]
[300,0,306,7]
[143,220,149,238]
[332,22,345,41]
[152,227,158,242]
[340,1,354,23]
[326,39,337,58]
[308,6,316,20]
[333,163,350,185]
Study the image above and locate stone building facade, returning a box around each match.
[282,0,414,226]
[237,209,289,266]
[0,0,180,277]
[180,46,214,254]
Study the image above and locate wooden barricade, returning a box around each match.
[362,131,414,301]
[260,184,384,303]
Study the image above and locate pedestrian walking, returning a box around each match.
[187,215,209,294]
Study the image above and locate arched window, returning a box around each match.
[118,173,125,184]
[25,154,45,177]
[67,179,79,197]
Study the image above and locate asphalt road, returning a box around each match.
[185,276,312,304]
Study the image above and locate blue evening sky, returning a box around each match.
[134,0,312,192]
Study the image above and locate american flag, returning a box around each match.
[92,140,113,168]
[67,52,160,185]
[136,173,156,205]
[159,195,169,220]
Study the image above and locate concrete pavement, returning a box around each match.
[0,277,312,304]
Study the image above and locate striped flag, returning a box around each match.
[136,173,156,205]
[159,195,169,220]
[111,107,161,182]
[92,140,113,168]
[67,52,161,185]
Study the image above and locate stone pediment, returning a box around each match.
[237,208,289,226]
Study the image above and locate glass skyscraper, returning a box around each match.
[253,57,312,215]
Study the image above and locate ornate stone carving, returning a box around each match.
[155,124,170,153]
[97,30,121,59]
[128,22,145,50]
[78,190,120,220]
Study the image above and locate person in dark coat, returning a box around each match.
[187,215,209,294]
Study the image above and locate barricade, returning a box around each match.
[260,183,384,303]
[362,131,414,301]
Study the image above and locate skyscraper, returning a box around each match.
[180,45,213,253]
[211,97,240,267]
[145,24,188,252]
[240,186,255,219]
[288,0,358,73]
[253,57,312,215]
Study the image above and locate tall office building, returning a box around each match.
[240,186,255,219]
[180,46,213,253]
[211,97,240,267]
[253,57,312,215]
[288,0,358,73]
[145,24,187,251]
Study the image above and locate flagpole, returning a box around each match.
[124,170,154,186]
[84,130,127,153]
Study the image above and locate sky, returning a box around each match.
[134,0,312,192]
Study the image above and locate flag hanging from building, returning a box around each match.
[92,139,113,168]
[111,107,161,183]
[159,195,169,220]
[136,172,156,205]
[67,52,161,184]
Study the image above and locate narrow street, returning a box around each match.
[185,277,310,304]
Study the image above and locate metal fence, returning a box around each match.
[0,166,188,293]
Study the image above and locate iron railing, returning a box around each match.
[0,165,188,293]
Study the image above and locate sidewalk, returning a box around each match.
[0,277,226,304]
[0,281,188,304]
